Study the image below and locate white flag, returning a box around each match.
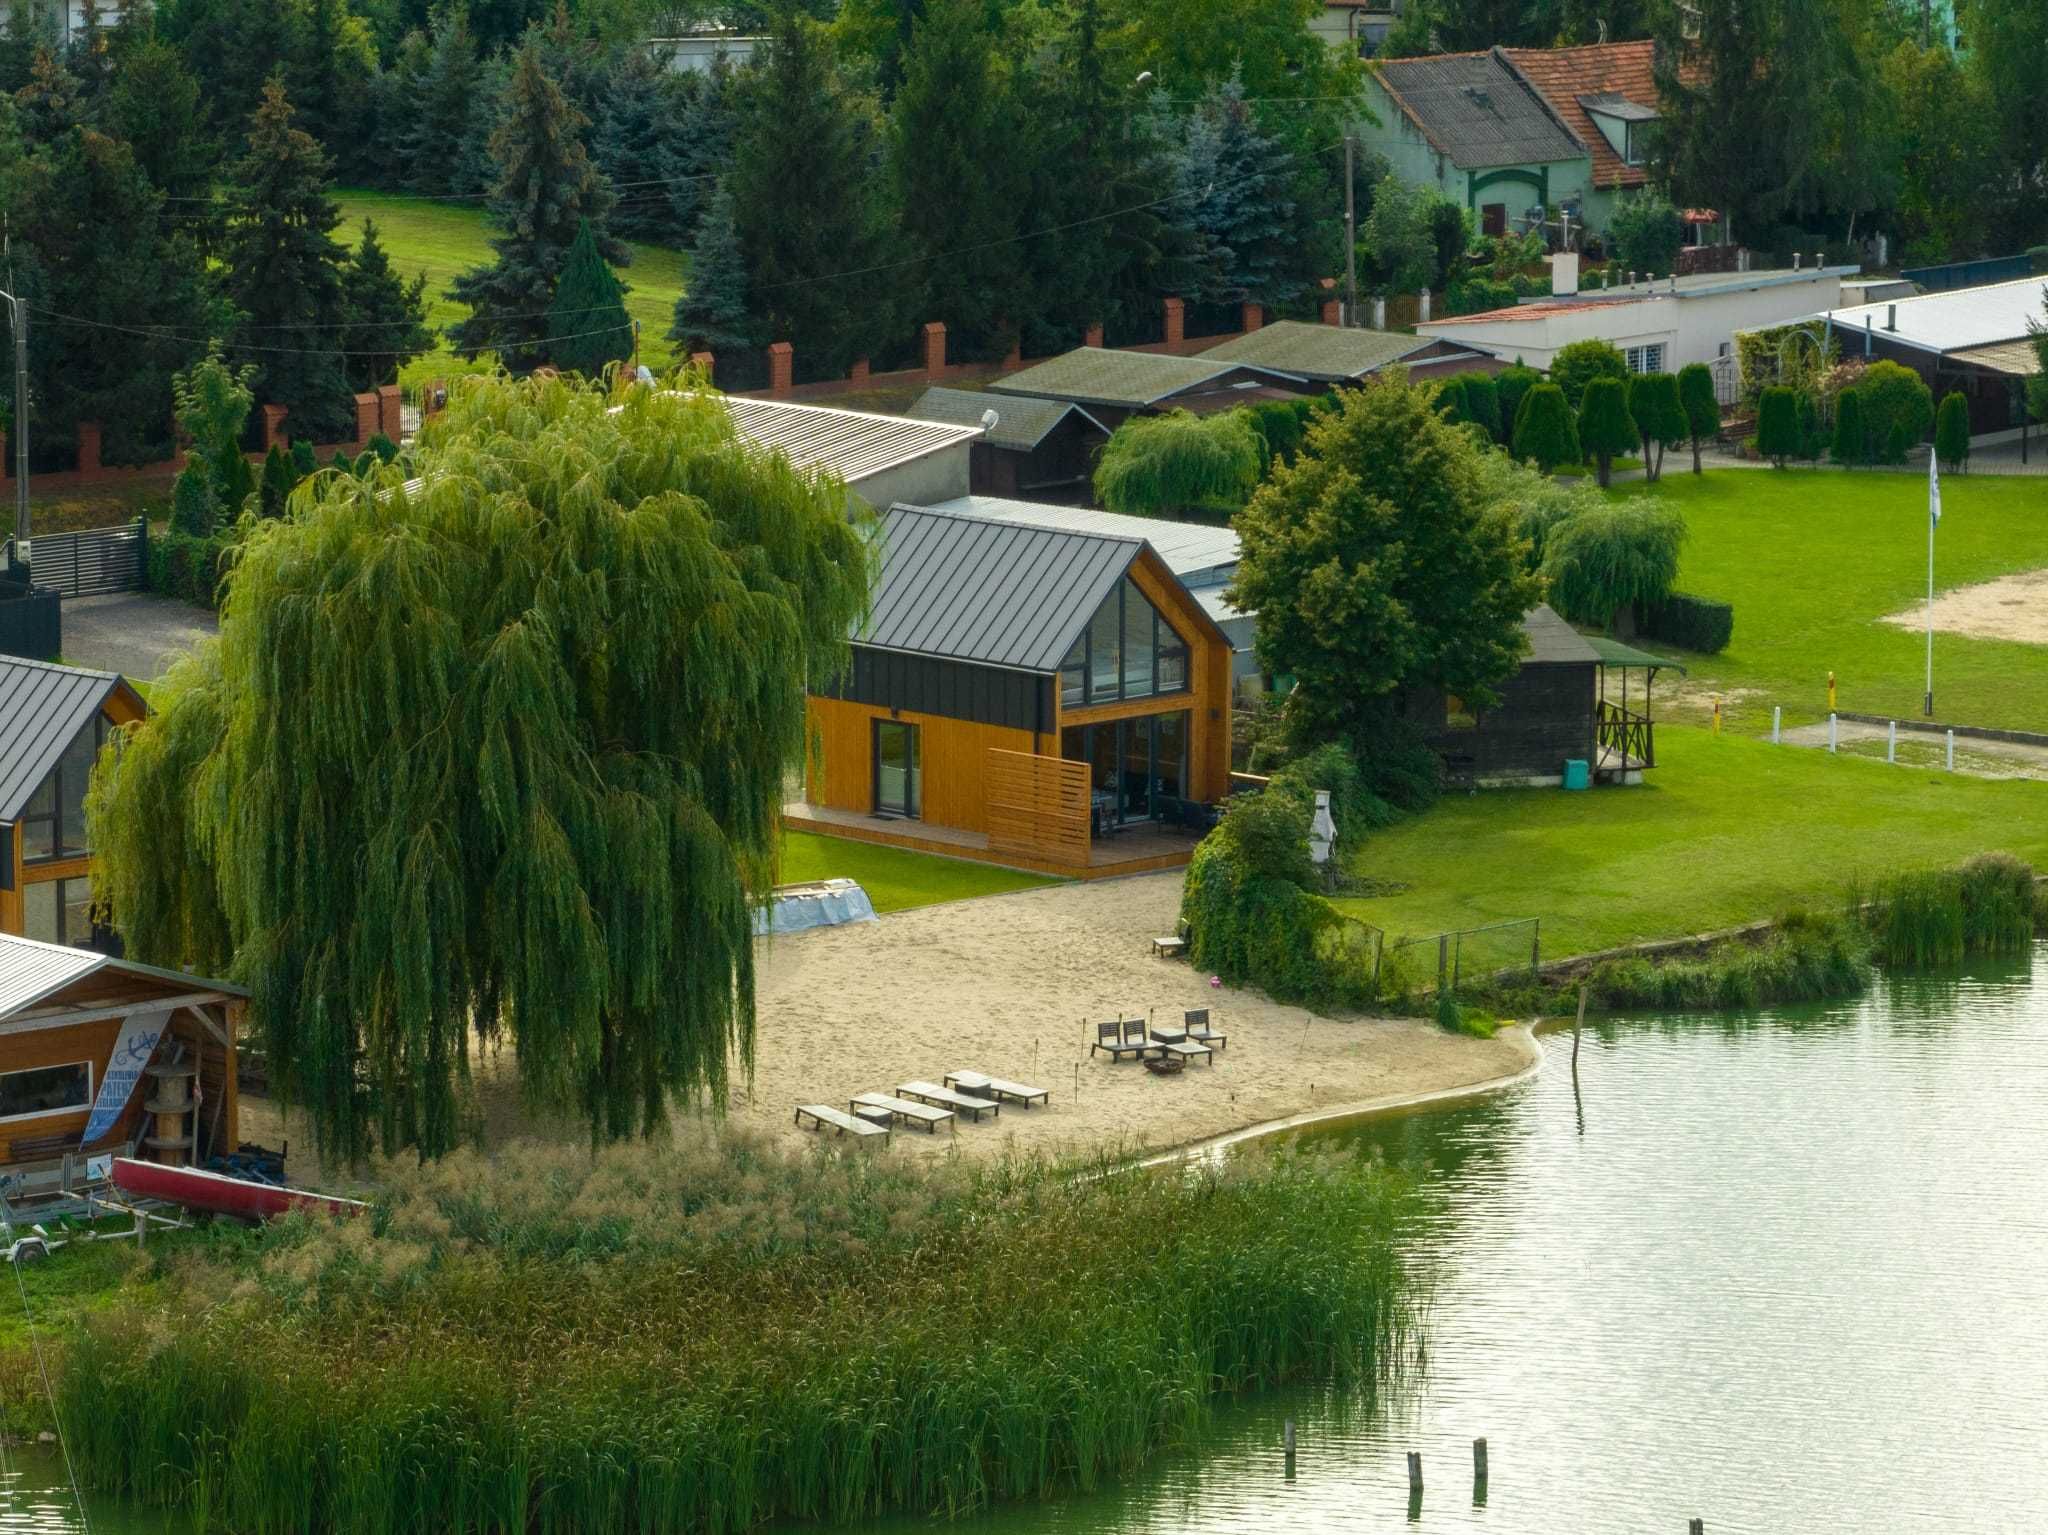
[1929,448,1941,528]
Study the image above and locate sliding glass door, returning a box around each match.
[874,720,921,818]
[1059,711,1190,824]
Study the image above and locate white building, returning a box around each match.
[1414,258,1858,379]
[724,398,980,514]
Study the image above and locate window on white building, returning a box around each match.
[1625,343,1667,374]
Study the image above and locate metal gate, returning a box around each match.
[30,517,146,597]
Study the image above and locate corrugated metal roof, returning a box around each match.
[860,505,1142,672]
[927,496,1240,588]
[1947,339,2042,376]
[1372,49,1585,171]
[1197,321,1428,381]
[1584,632,1685,673]
[723,397,981,484]
[1520,603,1601,665]
[0,936,106,1017]
[905,387,1109,451]
[1813,277,2048,357]
[0,657,131,823]
[989,348,1294,408]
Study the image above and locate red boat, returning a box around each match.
[111,1157,369,1222]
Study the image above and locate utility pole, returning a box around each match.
[0,291,24,578]
[1342,133,1358,329]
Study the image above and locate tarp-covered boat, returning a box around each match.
[112,1157,367,1221]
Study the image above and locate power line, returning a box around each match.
[26,306,639,359]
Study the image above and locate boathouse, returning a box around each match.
[0,933,242,1186]
[0,656,146,950]
[790,503,1235,876]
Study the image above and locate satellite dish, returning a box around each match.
[980,408,1000,433]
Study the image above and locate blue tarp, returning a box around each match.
[754,879,879,936]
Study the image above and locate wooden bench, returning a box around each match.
[897,1081,1000,1122]
[794,1104,890,1144]
[946,1071,1050,1109]
[850,1092,954,1134]
[1090,1019,1161,1062]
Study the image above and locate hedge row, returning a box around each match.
[1637,590,1733,654]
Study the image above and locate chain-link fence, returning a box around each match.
[1385,917,1541,996]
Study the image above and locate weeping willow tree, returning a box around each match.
[88,376,871,1160]
[1091,408,1264,522]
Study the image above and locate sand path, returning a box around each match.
[1880,568,2048,647]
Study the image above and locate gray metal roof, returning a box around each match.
[0,657,135,823]
[1373,49,1585,170]
[1579,91,1657,122]
[1520,603,1602,665]
[905,387,1110,451]
[928,496,1240,588]
[989,348,1297,408]
[0,932,248,1020]
[723,397,981,485]
[860,505,1143,672]
[1198,321,1430,381]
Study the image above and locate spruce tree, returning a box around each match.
[404,4,482,196]
[593,49,686,243]
[341,219,434,392]
[725,11,896,377]
[668,183,756,365]
[448,45,626,373]
[0,0,53,96]
[547,218,633,378]
[104,42,217,215]
[452,50,511,198]
[658,64,736,240]
[15,46,81,142]
[67,0,110,104]
[1169,75,1303,308]
[1577,377,1637,487]
[221,82,355,443]
[290,0,358,154]
[892,0,1018,359]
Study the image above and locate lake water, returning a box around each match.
[15,945,2048,1533]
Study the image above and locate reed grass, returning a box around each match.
[1862,853,2042,971]
[61,1133,1414,1533]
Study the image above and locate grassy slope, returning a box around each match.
[1333,725,2048,959]
[1615,469,2048,732]
[335,190,689,391]
[780,830,1064,913]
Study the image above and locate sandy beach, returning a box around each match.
[247,873,1536,1167]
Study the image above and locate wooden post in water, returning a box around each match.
[1283,1418,1296,1480]
[1688,1520,1704,1534]
[1472,1437,1487,1505]
[1407,1451,1423,1520]
[1573,985,1587,1072]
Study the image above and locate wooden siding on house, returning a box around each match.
[806,696,1040,834]
[1410,661,1597,782]
[985,749,1091,865]
[0,684,145,942]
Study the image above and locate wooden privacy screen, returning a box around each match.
[985,748,1092,866]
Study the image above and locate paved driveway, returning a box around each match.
[61,592,217,681]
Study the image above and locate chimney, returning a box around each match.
[767,341,793,395]
[1886,303,1897,332]
[1240,301,1264,334]
[1419,287,1432,323]
[689,350,714,383]
[1550,251,1580,297]
[922,321,947,377]
[1372,295,1387,329]
[1669,272,1678,293]
[1628,271,1637,287]
[1084,320,1105,348]
[1162,296,1185,346]
[1814,251,1824,271]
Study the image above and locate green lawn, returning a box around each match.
[1614,469,2048,733]
[779,830,1064,914]
[335,190,689,391]
[1332,725,2048,959]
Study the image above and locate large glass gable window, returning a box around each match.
[1059,578,1191,708]
[21,714,106,865]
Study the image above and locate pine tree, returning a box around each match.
[1576,377,1637,488]
[104,41,217,214]
[221,82,355,443]
[341,219,435,392]
[668,183,756,363]
[593,48,686,243]
[15,46,81,142]
[891,0,1017,359]
[724,11,897,377]
[67,0,110,104]
[0,0,54,96]
[1512,383,1580,472]
[290,0,358,153]
[1676,362,1720,474]
[547,218,633,378]
[404,3,482,196]
[447,45,626,373]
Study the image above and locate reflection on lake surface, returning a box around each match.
[14,948,2048,1533]
[849,944,2048,1534]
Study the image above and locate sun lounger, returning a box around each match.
[897,1081,1000,1122]
[946,1071,1050,1108]
[1091,1019,1159,1061]
[795,1104,890,1143]
[1183,1008,1226,1051]
[850,1092,955,1134]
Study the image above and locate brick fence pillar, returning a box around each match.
[1320,277,1342,326]
[767,341,794,395]
[1084,321,1105,349]
[1240,301,1263,334]
[352,391,378,449]
[260,404,288,450]
[1162,297,1185,347]
[689,350,715,383]
[921,321,947,378]
[377,384,403,441]
[75,421,102,477]
[1001,335,1022,369]
[848,356,870,385]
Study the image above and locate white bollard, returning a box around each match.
[1947,729,1955,771]
[1887,719,1897,763]
[1829,713,1838,753]
[1772,705,1781,744]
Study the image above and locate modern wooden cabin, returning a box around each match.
[791,503,1235,876]
[0,657,146,949]
[0,934,243,1182]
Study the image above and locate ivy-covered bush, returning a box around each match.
[1637,591,1734,653]
[1181,835,1377,1012]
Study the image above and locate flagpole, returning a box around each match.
[1925,450,1937,718]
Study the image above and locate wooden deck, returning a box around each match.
[783,802,1204,879]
